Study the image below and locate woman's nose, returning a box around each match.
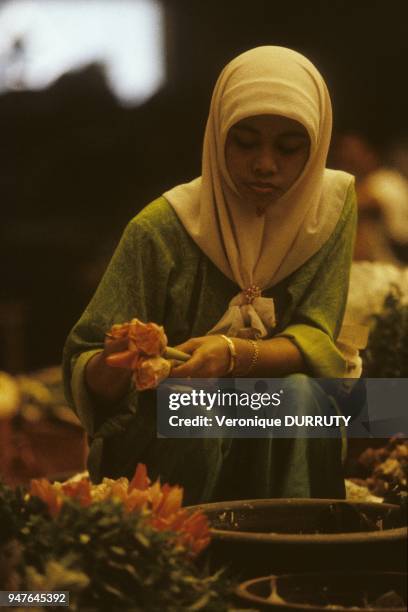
[252,147,278,176]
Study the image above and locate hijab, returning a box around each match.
[164,46,353,339]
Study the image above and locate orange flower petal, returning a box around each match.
[29,479,63,517]
[133,356,171,390]
[129,463,151,491]
[156,485,183,518]
[128,319,167,356]
[61,479,92,507]
[124,489,150,513]
[110,323,130,338]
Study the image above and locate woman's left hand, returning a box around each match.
[169,336,231,378]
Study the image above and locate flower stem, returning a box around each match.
[164,347,190,362]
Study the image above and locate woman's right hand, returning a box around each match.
[102,333,131,363]
[85,332,132,405]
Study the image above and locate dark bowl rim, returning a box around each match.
[236,571,408,611]
[186,498,408,544]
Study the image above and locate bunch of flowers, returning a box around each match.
[0,465,233,611]
[106,318,189,390]
[28,463,209,557]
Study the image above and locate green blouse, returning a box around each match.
[63,185,356,496]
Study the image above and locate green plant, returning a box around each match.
[0,478,235,611]
[362,289,408,377]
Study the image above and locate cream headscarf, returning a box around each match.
[164,46,353,339]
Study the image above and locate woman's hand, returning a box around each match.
[169,336,231,378]
[85,333,132,404]
[103,333,129,359]
[169,335,306,379]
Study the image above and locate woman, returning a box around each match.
[63,47,356,503]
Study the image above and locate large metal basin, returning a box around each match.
[237,571,407,611]
[187,499,408,577]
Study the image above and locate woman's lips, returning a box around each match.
[247,182,282,195]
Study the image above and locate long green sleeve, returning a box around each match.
[276,182,357,376]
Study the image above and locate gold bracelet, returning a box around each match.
[243,339,259,376]
[220,334,237,375]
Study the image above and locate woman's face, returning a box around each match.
[225,114,310,210]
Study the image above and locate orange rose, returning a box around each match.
[109,322,131,339]
[128,319,168,356]
[133,356,171,390]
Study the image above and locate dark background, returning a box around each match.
[2,0,408,371]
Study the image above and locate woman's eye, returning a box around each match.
[234,135,257,149]
[278,144,303,155]
[278,140,308,155]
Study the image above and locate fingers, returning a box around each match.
[174,337,204,354]
[103,332,229,379]
[106,350,137,369]
[169,351,206,377]
[103,336,131,372]
[104,335,129,354]
[170,335,231,378]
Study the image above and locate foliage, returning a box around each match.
[0,468,235,611]
[362,289,408,377]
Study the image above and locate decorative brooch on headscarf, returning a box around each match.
[243,284,262,304]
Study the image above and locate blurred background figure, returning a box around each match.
[331,132,408,264]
